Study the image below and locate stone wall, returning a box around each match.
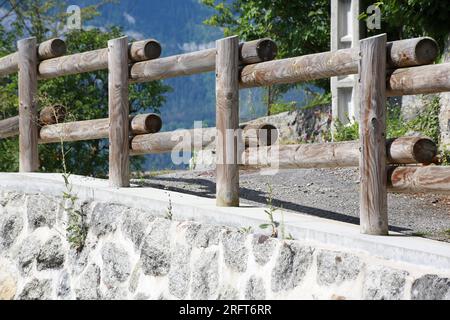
[1,191,449,300]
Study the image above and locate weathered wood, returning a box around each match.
[39,105,66,125]
[18,37,39,172]
[386,136,437,165]
[0,53,18,76]
[242,137,437,168]
[241,123,279,147]
[359,34,388,236]
[39,118,109,143]
[0,116,19,139]
[387,63,450,96]
[39,48,108,79]
[108,36,130,187]
[130,113,162,134]
[38,113,162,143]
[129,39,162,62]
[387,37,438,68]
[216,36,240,207]
[0,38,66,77]
[130,38,278,83]
[130,127,216,156]
[240,37,440,89]
[37,38,67,60]
[388,166,450,194]
[39,39,162,80]
[239,38,277,64]
[240,48,358,88]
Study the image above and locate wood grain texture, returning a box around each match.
[387,37,438,68]
[39,113,161,143]
[388,166,450,194]
[216,36,240,207]
[0,116,19,139]
[130,113,162,134]
[387,62,450,96]
[18,37,39,172]
[129,39,162,62]
[37,38,67,60]
[359,34,388,236]
[108,36,130,187]
[0,52,18,76]
[240,48,359,88]
[39,48,109,79]
[130,125,279,156]
[130,127,217,156]
[242,137,436,169]
[240,37,441,89]
[386,136,437,165]
[0,38,66,77]
[130,38,277,83]
[239,38,277,64]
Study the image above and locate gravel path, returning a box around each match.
[132,168,450,242]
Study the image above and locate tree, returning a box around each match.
[201,0,331,114]
[0,1,171,176]
[361,0,450,51]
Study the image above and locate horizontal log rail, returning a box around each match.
[38,39,162,80]
[0,38,66,77]
[388,166,450,194]
[130,37,438,84]
[0,105,67,139]
[129,38,278,83]
[38,113,162,143]
[130,124,280,156]
[242,137,436,168]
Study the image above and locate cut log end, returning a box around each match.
[129,39,162,62]
[256,38,278,62]
[415,37,439,65]
[239,38,278,65]
[386,136,437,165]
[412,138,438,164]
[131,113,162,135]
[143,40,162,60]
[38,38,67,60]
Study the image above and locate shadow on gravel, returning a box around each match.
[136,176,411,233]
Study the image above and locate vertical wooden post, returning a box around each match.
[18,37,39,172]
[216,36,240,207]
[108,36,130,187]
[359,34,388,235]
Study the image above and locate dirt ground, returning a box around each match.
[132,167,450,242]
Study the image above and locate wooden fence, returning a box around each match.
[0,33,449,235]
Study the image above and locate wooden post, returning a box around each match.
[108,36,130,187]
[216,36,240,207]
[18,37,39,172]
[359,34,388,235]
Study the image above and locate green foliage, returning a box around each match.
[0,4,171,176]
[333,118,359,142]
[361,0,450,52]
[260,183,280,238]
[269,101,296,115]
[333,97,449,164]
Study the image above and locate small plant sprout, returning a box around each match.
[165,192,173,220]
[260,183,280,238]
[239,226,253,234]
